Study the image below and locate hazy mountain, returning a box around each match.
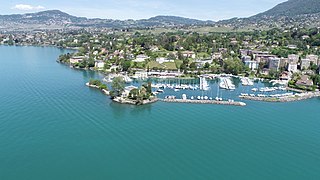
[0,10,214,31]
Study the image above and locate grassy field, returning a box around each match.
[174,60,183,69]
[147,61,165,69]
[163,62,178,70]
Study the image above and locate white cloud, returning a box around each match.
[12,4,45,11]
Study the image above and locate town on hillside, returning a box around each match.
[2,27,319,90]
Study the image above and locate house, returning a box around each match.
[296,75,314,87]
[302,35,310,40]
[280,71,291,80]
[156,57,174,64]
[122,85,138,98]
[133,54,149,62]
[287,62,298,73]
[218,48,228,54]
[182,51,196,59]
[212,53,222,60]
[95,60,105,69]
[300,59,311,70]
[69,56,84,65]
[287,45,297,49]
[268,57,281,71]
[195,59,212,68]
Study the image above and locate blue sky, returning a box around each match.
[2,0,287,20]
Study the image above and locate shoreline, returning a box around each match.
[85,83,110,95]
[112,97,159,105]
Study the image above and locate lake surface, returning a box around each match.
[0,46,320,180]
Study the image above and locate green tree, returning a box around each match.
[121,60,131,71]
[111,77,125,97]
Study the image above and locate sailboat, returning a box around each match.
[216,79,223,101]
[199,77,210,91]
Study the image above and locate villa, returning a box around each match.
[296,75,314,87]
[156,57,174,64]
[132,54,149,62]
[95,60,105,69]
[70,56,85,65]
[182,51,196,59]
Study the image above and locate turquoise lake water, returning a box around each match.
[0,46,320,180]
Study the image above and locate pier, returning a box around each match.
[162,99,246,106]
[240,91,320,102]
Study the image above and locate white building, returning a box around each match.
[95,60,105,69]
[288,63,298,72]
[244,60,258,70]
[182,51,196,59]
[69,56,84,65]
[133,55,149,62]
[156,57,174,64]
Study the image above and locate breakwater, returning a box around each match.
[162,99,246,106]
[240,91,320,102]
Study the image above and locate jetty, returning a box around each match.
[162,99,246,106]
[239,91,320,102]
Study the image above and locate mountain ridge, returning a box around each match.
[0,10,213,30]
[1,0,320,32]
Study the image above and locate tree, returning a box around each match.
[111,77,125,97]
[204,62,210,69]
[121,60,131,71]
[223,58,245,75]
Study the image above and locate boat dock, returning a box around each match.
[162,99,246,106]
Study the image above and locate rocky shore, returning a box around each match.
[85,82,110,95]
[112,97,159,105]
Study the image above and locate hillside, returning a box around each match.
[218,0,320,30]
[0,10,213,31]
[253,0,320,18]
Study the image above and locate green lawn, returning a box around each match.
[163,62,178,70]
[147,61,165,69]
[174,60,183,69]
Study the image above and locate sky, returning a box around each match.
[1,0,287,21]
